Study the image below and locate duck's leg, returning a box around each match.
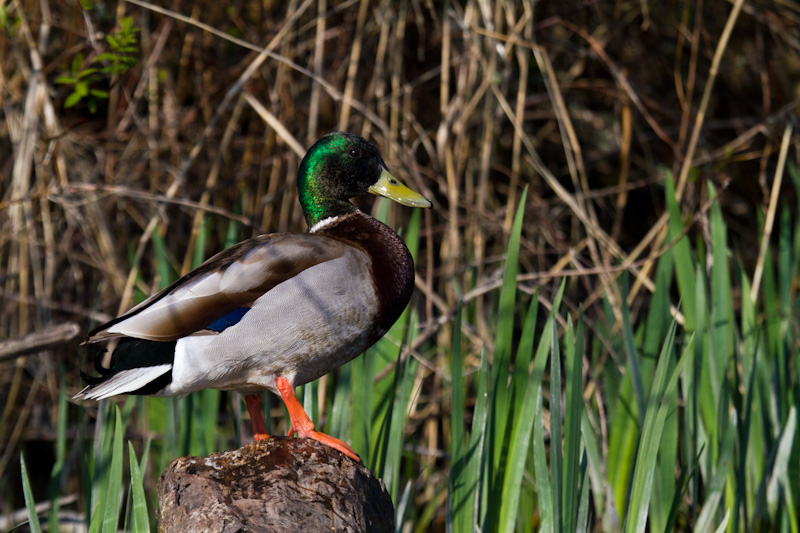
[244,393,270,441]
[275,376,360,462]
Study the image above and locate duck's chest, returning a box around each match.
[315,212,416,334]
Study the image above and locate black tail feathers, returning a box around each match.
[79,338,177,395]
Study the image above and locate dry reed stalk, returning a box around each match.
[503,2,532,231]
[338,0,370,132]
[388,4,405,161]
[750,124,792,301]
[534,47,622,323]
[180,94,248,276]
[674,0,746,198]
[673,0,701,157]
[610,100,632,246]
[307,0,327,144]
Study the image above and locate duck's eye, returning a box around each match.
[348,148,361,159]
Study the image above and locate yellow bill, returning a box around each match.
[369,168,432,208]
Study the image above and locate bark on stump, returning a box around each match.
[157,437,394,532]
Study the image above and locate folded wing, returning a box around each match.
[85,233,347,343]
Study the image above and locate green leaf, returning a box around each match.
[448,306,466,532]
[48,373,69,533]
[93,52,116,63]
[329,361,352,445]
[71,53,84,73]
[708,182,734,404]
[563,311,585,532]
[550,322,564,533]
[532,388,553,532]
[77,67,100,78]
[128,442,151,532]
[102,406,125,533]
[767,406,798,529]
[75,80,89,96]
[469,348,489,530]
[21,454,43,533]
[713,508,731,533]
[619,276,646,426]
[624,321,686,533]
[350,350,372,462]
[64,91,83,108]
[88,402,112,533]
[576,453,591,533]
[497,297,549,533]
[581,410,605,519]
[489,186,528,503]
[385,339,417,502]
[664,173,696,329]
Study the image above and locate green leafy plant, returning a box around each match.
[0,6,22,34]
[56,16,139,112]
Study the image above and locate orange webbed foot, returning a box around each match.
[277,376,361,462]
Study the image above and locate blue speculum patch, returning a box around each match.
[206,307,251,332]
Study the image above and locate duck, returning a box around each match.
[74,132,431,462]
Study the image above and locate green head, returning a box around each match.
[297,132,431,228]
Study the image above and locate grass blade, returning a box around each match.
[20,453,43,533]
[470,348,489,530]
[350,351,372,463]
[550,322,563,533]
[576,452,591,533]
[330,362,352,442]
[713,508,731,533]
[489,186,528,523]
[563,311,585,532]
[580,409,604,519]
[624,320,686,533]
[102,406,125,533]
[533,387,553,532]
[497,297,550,533]
[448,305,466,532]
[767,406,798,530]
[619,277,646,426]
[88,402,112,533]
[48,370,69,533]
[128,442,151,533]
[664,173,696,329]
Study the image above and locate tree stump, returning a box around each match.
[157,437,394,532]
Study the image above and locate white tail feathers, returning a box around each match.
[73,364,172,400]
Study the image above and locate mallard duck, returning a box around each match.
[74,132,431,462]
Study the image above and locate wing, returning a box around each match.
[85,233,347,343]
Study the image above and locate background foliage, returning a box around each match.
[1,0,799,530]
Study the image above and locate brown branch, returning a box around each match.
[0,322,82,362]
